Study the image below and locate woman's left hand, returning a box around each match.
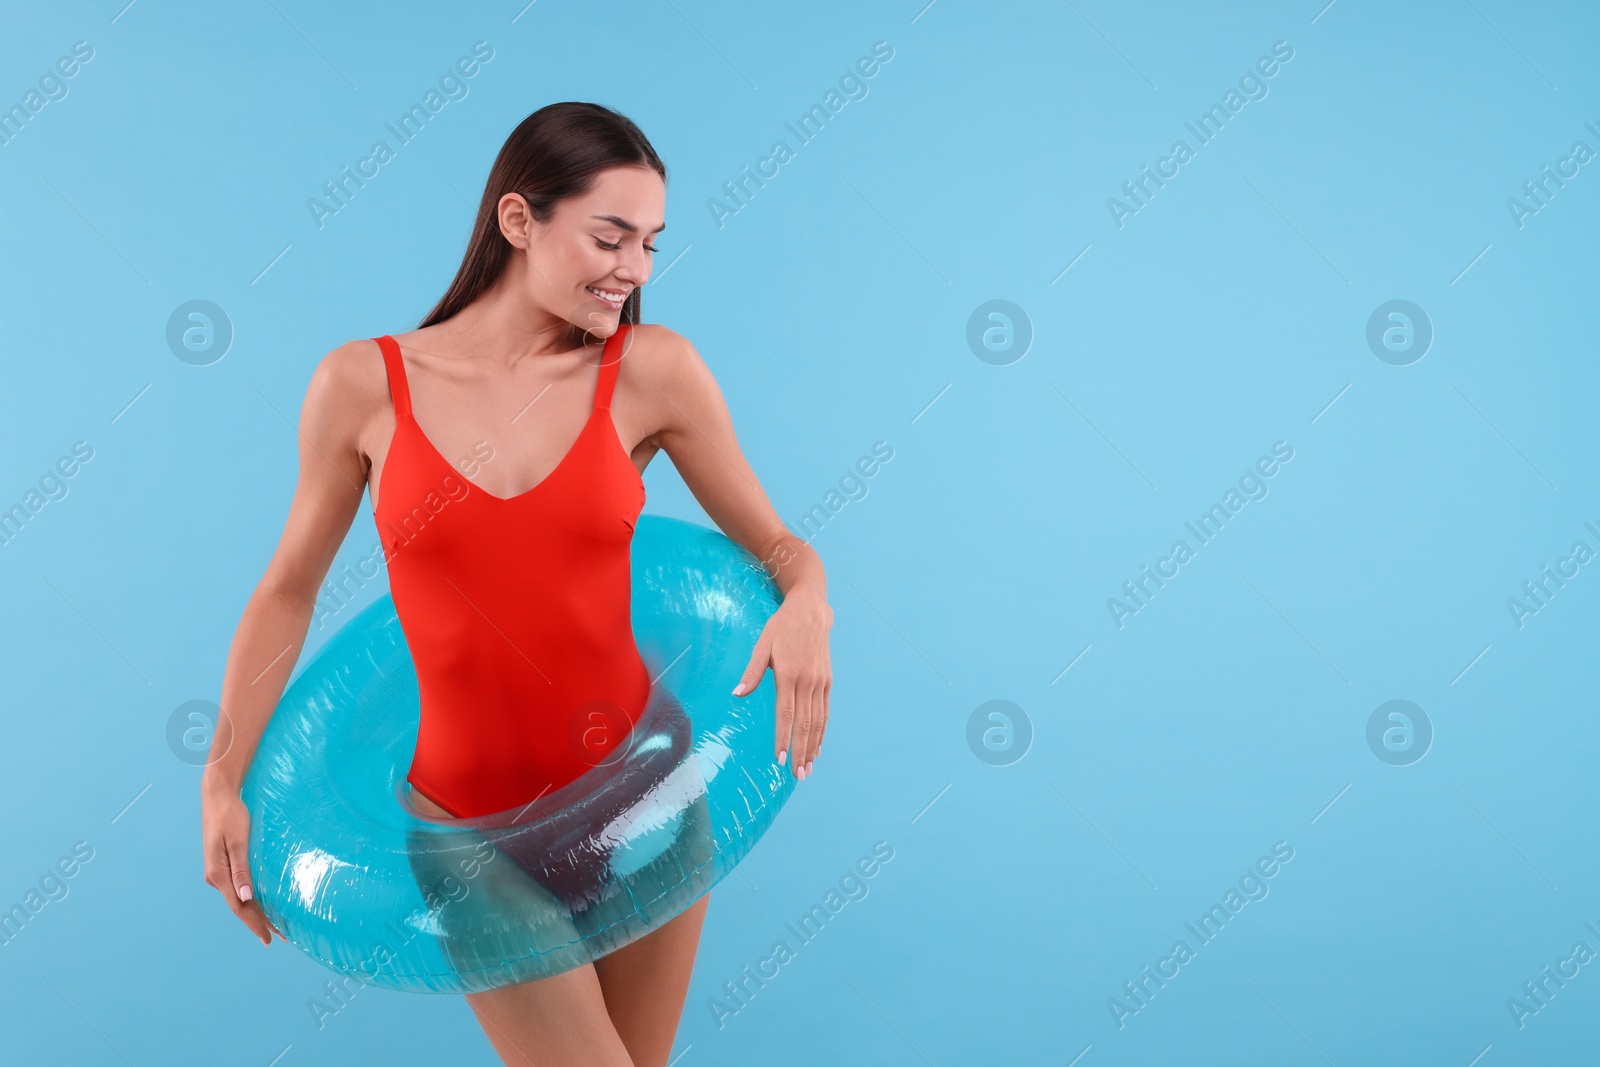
[732,592,833,780]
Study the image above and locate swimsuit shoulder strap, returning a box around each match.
[375,335,412,419]
[592,323,631,413]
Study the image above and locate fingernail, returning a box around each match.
[238,884,253,902]
[806,761,814,776]
[778,749,787,765]
[732,683,745,696]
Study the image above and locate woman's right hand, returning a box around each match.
[202,784,275,945]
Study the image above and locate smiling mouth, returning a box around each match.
[586,285,629,310]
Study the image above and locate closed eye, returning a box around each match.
[596,239,659,254]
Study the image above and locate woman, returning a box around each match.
[200,102,833,1066]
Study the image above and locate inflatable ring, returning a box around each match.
[240,515,792,994]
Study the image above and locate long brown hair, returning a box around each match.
[418,102,667,330]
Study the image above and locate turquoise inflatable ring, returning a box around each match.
[240,515,792,994]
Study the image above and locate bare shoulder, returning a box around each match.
[620,324,733,454]
[300,338,391,457]
[623,322,715,394]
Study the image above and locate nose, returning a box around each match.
[614,243,651,286]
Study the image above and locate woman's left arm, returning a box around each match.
[630,325,832,781]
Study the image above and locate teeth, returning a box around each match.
[587,286,626,303]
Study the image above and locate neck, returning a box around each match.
[440,266,597,367]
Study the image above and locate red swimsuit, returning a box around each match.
[372,327,650,819]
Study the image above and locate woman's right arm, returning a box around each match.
[200,341,379,945]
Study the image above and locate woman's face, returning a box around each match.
[508,164,666,339]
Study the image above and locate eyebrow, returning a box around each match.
[590,214,667,235]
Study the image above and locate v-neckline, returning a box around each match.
[408,406,596,504]
[373,331,642,513]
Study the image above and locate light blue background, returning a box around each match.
[2,1,1597,1064]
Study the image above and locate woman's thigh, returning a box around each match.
[464,962,636,1067]
[593,891,711,1067]
[444,886,710,1067]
